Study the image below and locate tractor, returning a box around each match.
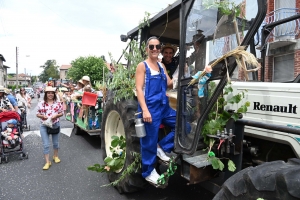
[101,0,300,199]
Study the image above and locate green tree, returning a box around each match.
[38,60,60,82]
[67,56,108,87]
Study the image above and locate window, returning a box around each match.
[273,54,294,82]
[65,71,67,76]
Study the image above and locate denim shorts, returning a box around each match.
[40,122,60,154]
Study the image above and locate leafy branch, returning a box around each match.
[87,135,141,187]
[102,152,141,187]
[202,82,250,171]
[87,136,126,173]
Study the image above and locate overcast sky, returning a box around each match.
[0,0,174,75]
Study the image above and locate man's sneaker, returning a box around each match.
[145,169,160,185]
[157,147,170,162]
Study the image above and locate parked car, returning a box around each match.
[25,87,35,98]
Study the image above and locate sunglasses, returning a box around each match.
[148,44,161,50]
[20,90,25,91]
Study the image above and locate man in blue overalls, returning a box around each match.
[135,37,176,185]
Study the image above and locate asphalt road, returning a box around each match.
[0,94,215,200]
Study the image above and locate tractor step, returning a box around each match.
[181,150,217,185]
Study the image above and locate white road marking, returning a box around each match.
[23,128,73,137]
[60,128,73,137]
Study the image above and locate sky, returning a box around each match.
[0,0,174,76]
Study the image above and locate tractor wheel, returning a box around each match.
[101,98,146,193]
[72,124,83,135]
[213,158,300,200]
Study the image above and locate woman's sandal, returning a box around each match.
[43,162,51,170]
[53,156,61,163]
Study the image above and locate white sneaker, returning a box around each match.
[145,169,160,185]
[157,147,170,162]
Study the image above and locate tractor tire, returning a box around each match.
[101,98,146,193]
[213,158,300,200]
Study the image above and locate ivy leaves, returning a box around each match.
[87,135,126,173]
[208,157,236,172]
[203,82,250,142]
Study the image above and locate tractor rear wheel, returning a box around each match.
[101,98,146,193]
[213,158,300,200]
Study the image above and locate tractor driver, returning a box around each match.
[161,43,179,79]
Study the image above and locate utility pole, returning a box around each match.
[16,47,19,88]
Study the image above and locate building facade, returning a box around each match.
[260,0,300,82]
[59,65,72,80]
[0,54,9,87]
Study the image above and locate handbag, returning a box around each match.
[47,126,60,134]
[42,103,60,134]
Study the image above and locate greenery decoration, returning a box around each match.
[203,81,250,171]
[108,39,146,103]
[87,135,141,187]
[157,157,177,186]
[107,12,150,103]
[87,135,126,173]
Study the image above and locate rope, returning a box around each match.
[158,5,171,39]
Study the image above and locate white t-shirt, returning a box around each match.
[16,93,30,107]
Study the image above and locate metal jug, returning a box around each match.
[135,113,146,138]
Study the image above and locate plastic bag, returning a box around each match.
[42,117,53,128]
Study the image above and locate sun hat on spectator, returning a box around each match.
[44,86,56,92]
[82,76,90,82]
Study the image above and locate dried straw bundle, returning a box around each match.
[189,46,260,85]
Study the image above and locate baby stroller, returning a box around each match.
[18,101,30,131]
[0,111,28,164]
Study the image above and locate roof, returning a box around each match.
[0,54,6,62]
[60,65,72,70]
[7,77,30,81]
[3,65,10,68]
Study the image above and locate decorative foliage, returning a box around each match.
[203,0,244,17]
[107,40,146,103]
[157,157,177,186]
[203,81,250,171]
[87,136,141,187]
[87,135,126,173]
[103,152,141,187]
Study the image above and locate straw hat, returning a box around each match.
[44,86,56,92]
[78,79,84,85]
[82,76,90,82]
[161,43,177,54]
[4,88,10,94]
[0,85,5,93]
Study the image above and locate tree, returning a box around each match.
[38,60,60,82]
[67,56,108,87]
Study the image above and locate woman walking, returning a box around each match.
[36,86,63,170]
[16,87,31,109]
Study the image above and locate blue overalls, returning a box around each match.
[138,61,177,178]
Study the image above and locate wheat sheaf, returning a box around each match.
[188,46,261,86]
